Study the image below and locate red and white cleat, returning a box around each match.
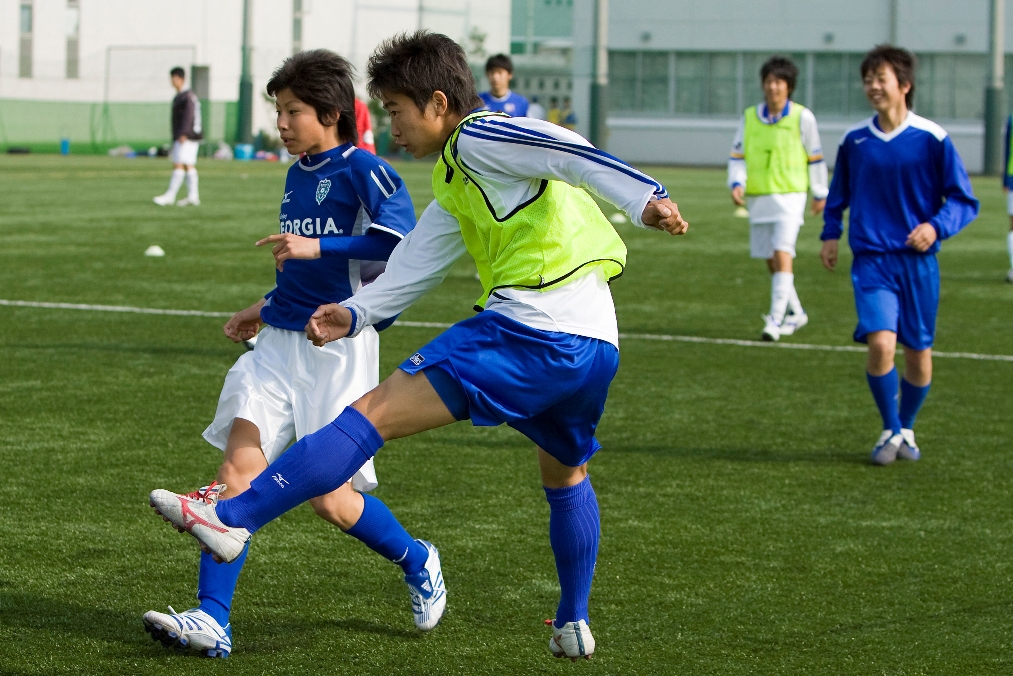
[149,482,250,563]
[548,619,595,661]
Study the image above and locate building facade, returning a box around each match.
[0,0,509,151]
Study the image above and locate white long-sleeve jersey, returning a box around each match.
[342,116,670,347]
[727,102,829,226]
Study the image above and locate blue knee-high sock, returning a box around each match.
[216,408,383,532]
[899,378,931,430]
[197,541,249,629]
[545,476,599,628]
[866,368,901,434]
[345,494,429,575]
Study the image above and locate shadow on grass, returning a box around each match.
[605,444,870,465]
[8,342,237,359]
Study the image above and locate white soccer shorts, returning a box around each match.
[1006,190,1013,216]
[202,324,380,492]
[170,140,200,166]
[750,219,803,259]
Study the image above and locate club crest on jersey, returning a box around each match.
[315,179,331,205]
[409,353,425,366]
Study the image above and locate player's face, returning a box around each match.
[863,64,910,112]
[274,88,337,156]
[382,90,450,159]
[170,75,184,91]
[487,68,512,97]
[762,75,789,112]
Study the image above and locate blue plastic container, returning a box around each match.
[234,143,254,161]
[60,138,70,155]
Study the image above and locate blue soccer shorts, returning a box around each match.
[398,311,620,467]
[850,252,940,351]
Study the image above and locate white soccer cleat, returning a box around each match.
[152,194,175,206]
[549,619,595,661]
[897,428,921,461]
[403,540,446,631]
[870,430,903,465]
[176,196,201,207]
[761,314,780,342]
[142,606,232,658]
[149,482,250,563]
[1006,268,1013,283]
[779,311,808,336]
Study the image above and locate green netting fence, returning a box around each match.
[0,99,238,154]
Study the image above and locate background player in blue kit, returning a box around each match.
[1002,113,1013,282]
[820,45,979,466]
[142,50,445,658]
[479,53,529,117]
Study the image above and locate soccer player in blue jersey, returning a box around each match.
[1002,113,1013,282]
[479,53,529,117]
[821,45,979,465]
[149,30,688,661]
[142,50,445,658]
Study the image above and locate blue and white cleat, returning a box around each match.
[897,428,921,461]
[404,540,446,631]
[761,314,781,342]
[779,311,808,337]
[870,430,904,465]
[549,619,595,661]
[142,606,232,658]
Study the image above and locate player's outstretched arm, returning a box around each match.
[641,198,689,236]
[256,233,320,272]
[223,298,266,342]
[305,303,352,346]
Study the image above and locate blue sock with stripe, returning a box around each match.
[197,540,249,629]
[345,494,428,575]
[545,476,599,627]
[899,378,931,429]
[866,368,901,434]
[216,407,383,532]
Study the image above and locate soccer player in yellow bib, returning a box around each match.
[728,56,829,341]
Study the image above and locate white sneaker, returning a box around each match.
[549,619,595,661]
[1006,268,1013,283]
[780,311,808,336]
[152,194,174,206]
[143,606,232,658]
[176,196,201,206]
[761,314,780,342]
[149,482,250,563]
[870,430,903,465]
[242,333,258,351]
[898,428,921,461]
[403,540,446,631]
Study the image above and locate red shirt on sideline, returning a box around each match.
[355,99,376,154]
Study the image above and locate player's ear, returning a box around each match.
[430,91,449,118]
[319,109,339,127]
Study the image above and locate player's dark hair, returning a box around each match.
[170,67,185,79]
[861,44,916,108]
[760,56,798,96]
[485,53,513,74]
[367,30,481,115]
[266,49,358,145]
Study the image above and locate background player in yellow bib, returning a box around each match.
[728,56,828,341]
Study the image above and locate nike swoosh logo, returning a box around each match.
[855,138,867,144]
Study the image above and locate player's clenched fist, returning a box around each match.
[223,299,265,343]
[641,197,689,236]
[256,233,321,272]
[305,303,352,346]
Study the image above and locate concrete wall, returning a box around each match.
[607,116,986,172]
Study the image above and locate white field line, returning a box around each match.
[3,299,1012,363]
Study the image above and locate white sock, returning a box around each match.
[787,282,804,316]
[185,168,199,200]
[165,168,185,199]
[770,272,793,324]
[1007,230,1013,268]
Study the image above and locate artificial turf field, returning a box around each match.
[0,154,1010,675]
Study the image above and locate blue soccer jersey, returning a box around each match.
[261,143,416,331]
[479,90,529,117]
[822,114,979,255]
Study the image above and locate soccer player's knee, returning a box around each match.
[310,490,360,530]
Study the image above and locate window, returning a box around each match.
[66,0,80,79]
[19,1,32,78]
[916,53,986,119]
[292,0,303,54]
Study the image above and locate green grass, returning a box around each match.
[0,155,1011,675]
